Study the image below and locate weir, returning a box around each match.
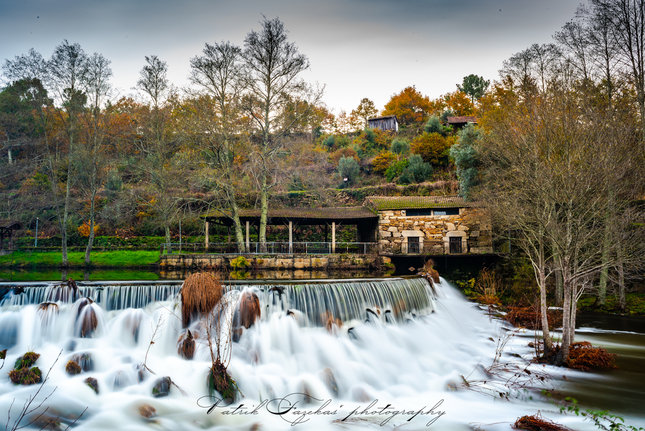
[0,276,623,431]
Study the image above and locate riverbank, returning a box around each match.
[0,250,160,268]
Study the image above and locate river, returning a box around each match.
[0,276,643,430]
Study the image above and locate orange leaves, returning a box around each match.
[382,86,432,126]
[443,91,477,117]
[371,151,396,175]
[77,221,99,237]
[410,133,455,166]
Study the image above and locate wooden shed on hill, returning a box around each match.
[447,116,478,131]
[368,115,399,132]
[365,196,493,255]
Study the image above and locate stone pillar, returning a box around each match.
[289,221,293,254]
[332,222,336,254]
[246,221,250,252]
[205,221,209,250]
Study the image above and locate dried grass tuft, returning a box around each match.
[513,412,571,431]
[180,272,223,327]
[567,341,617,371]
[66,360,82,375]
[504,306,562,331]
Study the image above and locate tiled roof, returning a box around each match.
[365,196,471,210]
[447,116,478,124]
[203,206,377,221]
[368,115,398,122]
[0,220,21,230]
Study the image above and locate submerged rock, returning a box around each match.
[232,291,261,342]
[321,368,339,397]
[71,353,93,372]
[152,376,172,397]
[139,404,156,419]
[177,330,195,360]
[65,360,81,375]
[85,377,99,394]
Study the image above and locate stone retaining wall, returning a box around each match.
[160,253,390,271]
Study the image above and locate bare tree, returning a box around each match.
[479,75,642,364]
[241,16,322,249]
[189,41,247,252]
[592,0,645,142]
[78,53,112,265]
[136,55,181,250]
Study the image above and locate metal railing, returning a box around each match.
[160,242,379,255]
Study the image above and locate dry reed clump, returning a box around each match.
[66,360,82,375]
[567,341,617,371]
[473,267,505,305]
[237,292,261,329]
[504,306,562,331]
[207,360,238,402]
[177,330,196,360]
[513,412,571,431]
[9,367,42,385]
[180,272,223,327]
[14,351,40,370]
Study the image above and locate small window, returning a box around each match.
[434,208,459,216]
[407,209,433,216]
[408,237,420,254]
[449,237,462,254]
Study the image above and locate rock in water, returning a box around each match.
[85,377,99,394]
[177,330,195,360]
[139,404,156,419]
[71,353,93,371]
[321,368,339,397]
[65,360,81,375]
[152,376,172,397]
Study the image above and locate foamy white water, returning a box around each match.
[0,278,638,430]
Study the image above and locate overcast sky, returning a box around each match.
[0,0,581,114]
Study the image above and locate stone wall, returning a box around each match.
[160,253,389,271]
[377,207,493,254]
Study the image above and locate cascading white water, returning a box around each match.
[0,278,633,430]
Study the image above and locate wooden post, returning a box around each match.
[205,221,209,250]
[246,221,250,253]
[289,221,293,254]
[332,222,336,254]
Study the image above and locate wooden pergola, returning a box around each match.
[0,220,22,251]
[202,207,378,253]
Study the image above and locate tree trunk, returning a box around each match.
[617,251,626,312]
[570,282,578,344]
[165,225,173,254]
[259,176,268,252]
[555,267,563,307]
[84,192,97,266]
[555,273,572,366]
[597,221,612,306]
[538,238,552,353]
[538,265,552,353]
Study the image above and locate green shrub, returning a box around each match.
[399,155,433,184]
[338,156,360,184]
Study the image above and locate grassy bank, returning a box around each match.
[0,250,160,268]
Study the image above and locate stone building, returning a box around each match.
[365,196,493,255]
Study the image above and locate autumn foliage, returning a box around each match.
[382,86,432,126]
[410,132,454,166]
